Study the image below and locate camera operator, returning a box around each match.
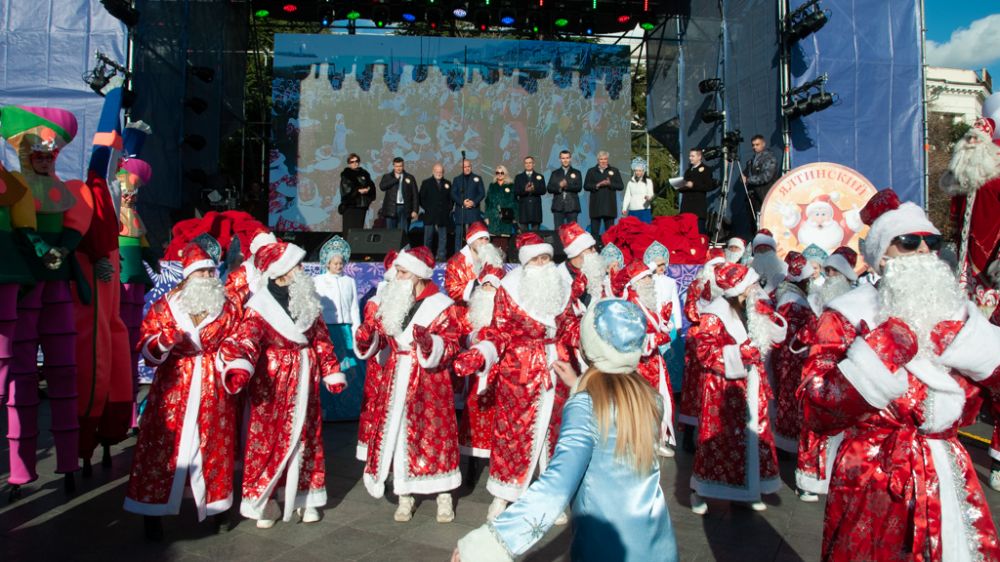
[740,135,779,228]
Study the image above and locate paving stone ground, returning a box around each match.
[2,396,999,561]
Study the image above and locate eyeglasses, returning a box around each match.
[348,159,359,164]
[495,171,504,175]
[891,233,942,252]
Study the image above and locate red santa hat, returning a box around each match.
[558,222,596,259]
[254,241,306,281]
[726,237,746,251]
[823,246,859,282]
[805,192,842,217]
[393,246,435,279]
[751,229,777,251]
[465,221,490,245]
[249,230,278,256]
[516,232,553,265]
[181,242,217,279]
[859,188,938,274]
[974,117,996,139]
[714,262,760,298]
[614,260,654,296]
[707,247,725,261]
[479,263,505,288]
[784,251,814,283]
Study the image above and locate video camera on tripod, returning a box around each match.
[703,130,743,162]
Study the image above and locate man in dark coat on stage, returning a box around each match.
[378,157,418,233]
[584,150,624,237]
[513,155,546,232]
[419,163,452,261]
[678,148,716,234]
[547,150,583,228]
[451,158,485,254]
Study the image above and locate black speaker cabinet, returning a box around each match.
[345,228,406,261]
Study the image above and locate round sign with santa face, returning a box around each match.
[760,162,876,264]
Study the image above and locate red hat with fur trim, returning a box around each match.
[614,260,653,296]
[752,229,777,251]
[394,246,435,279]
[859,188,938,274]
[249,229,277,256]
[255,241,306,280]
[824,246,858,282]
[714,262,760,298]
[784,251,814,283]
[558,222,596,259]
[479,263,505,288]
[516,232,553,265]
[465,221,490,245]
[181,242,217,279]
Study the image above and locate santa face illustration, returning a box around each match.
[796,201,844,253]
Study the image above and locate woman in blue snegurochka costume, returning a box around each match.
[313,235,362,418]
[454,298,678,562]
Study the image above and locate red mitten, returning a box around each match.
[754,299,776,318]
[224,369,251,393]
[159,326,186,349]
[864,317,919,373]
[355,323,375,349]
[325,382,346,394]
[660,302,673,325]
[454,349,486,377]
[930,320,964,356]
[412,324,434,353]
[739,341,761,365]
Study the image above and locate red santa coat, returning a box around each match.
[679,277,708,427]
[625,290,675,445]
[124,294,238,520]
[458,312,497,458]
[951,176,1000,283]
[990,306,1000,462]
[444,246,478,304]
[690,298,783,502]
[466,268,577,502]
[802,286,1000,561]
[353,283,464,498]
[217,289,344,522]
[355,296,390,461]
[223,261,260,317]
[771,284,817,452]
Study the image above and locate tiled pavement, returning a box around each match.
[3,399,1000,562]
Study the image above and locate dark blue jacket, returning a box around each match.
[450,173,485,224]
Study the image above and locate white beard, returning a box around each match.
[176,276,225,318]
[878,253,967,356]
[942,128,1000,196]
[474,242,504,273]
[750,252,787,292]
[745,287,778,353]
[797,219,844,254]
[520,263,567,318]
[812,274,852,309]
[467,287,496,330]
[287,270,323,330]
[725,249,744,263]
[377,277,416,336]
[580,252,608,298]
[635,282,658,312]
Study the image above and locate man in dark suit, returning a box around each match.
[546,150,583,228]
[513,155,545,231]
[378,156,418,233]
[584,150,624,237]
[741,134,779,230]
[419,163,452,261]
[450,159,484,253]
[678,148,715,234]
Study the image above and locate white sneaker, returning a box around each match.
[991,470,1000,492]
[656,445,675,458]
[436,493,455,523]
[690,493,708,515]
[797,490,819,503]
[748,501,767,511]
[256,499,280,529]
[297,507,321,523]
[486,497,509,522]
[554,510,569,526]
[394,495,415,522]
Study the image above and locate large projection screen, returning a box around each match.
[268,34,632,232]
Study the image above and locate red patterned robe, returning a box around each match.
[355,295,389,461]
[444,246,479,305]
[990,305,1000,463]
[678,277,708,427]
[466,268,577,502]
[625,289,675,446]
[802,285,1000,561]
[690,298,784,502]
[124,294,238,520]
[771,284,817,452]
[217,289,344,522]
[354,283,464,498]
[457,310,498,458]
[223,261,260,317]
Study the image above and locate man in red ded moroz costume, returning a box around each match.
[223,228,277,316]
[444,220,504,305]
[355,250,397,461]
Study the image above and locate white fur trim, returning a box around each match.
[795,432,843,494]
[219,358,254,395]
[265,243,306,279]
[246,288,308,344]
[722,344,748,380]
[722,268,761,298]
[563,232,596,259]
[416,333,446,370]
[480,273,502,288]
[323,372,347,387]
[466,229,490,244]
[352,326,380,360]
[460,445,491,458]
[937,302,1000,382]
[786,262,814,283]
[458,525,513,562]
[141,336,168,366]
[837,338,908,409]
[462,279,476,302]
[394,251,434,279]
[518,243,553,265]
[249,232,277,255]
[823,254,858,282]
[826,283,878,331]
[907,358,966,433]
[474,341,499,395]
[752,233,776,250]
[182,259,216,279]
[863,202,939,274]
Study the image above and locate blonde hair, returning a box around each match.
[576,368,661,473]
[495,164,512,185]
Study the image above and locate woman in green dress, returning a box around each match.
[484,165,518,243]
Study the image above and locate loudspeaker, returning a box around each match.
[345,228,405,261]
[536,229,566,262]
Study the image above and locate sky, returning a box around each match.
[924,1,1000,84]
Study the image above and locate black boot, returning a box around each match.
[82,458,93,478]
[212,509,231,534]
[64,472,76,494]
[7,484,22,503]
[101,444,112,468]
[144,516,164,541]
[682,427,696,454]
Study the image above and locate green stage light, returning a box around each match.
[640,21,655,31]
[254,9,269,18]
[554,18,568,27]
[346,10,361,20]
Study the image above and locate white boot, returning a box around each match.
[655,444,675,458]
[394,495,415,522]
[436,493,455,523]
[256,499,281,529]
[690,492,707,515]
[553,510,569,526]
[797,489,819,503]
[747,500,767,511]
[486,497,508,522]
[297,507,321,523]
[991,470,1000,492]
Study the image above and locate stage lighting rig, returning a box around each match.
[784,0,828,42]
[701,110,725,124]
[701,130,743,162]
[782,73,836,118]
[698,78,723,94]
[83,52,130,97]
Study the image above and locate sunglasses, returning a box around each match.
[495,171,505,175]
[891,233,942,252]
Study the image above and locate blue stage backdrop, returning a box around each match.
[268,34,632,233]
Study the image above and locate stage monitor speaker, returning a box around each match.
[345,228,405,261]
[536,229,567,262]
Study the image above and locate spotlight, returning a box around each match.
[100,0,140,28]
[254,9,269,18]
[346,10,361,20]
[702,147,723,161]
[402,12,417,22]
[807,92,834,112]
[474,9,490,30]
[184,97,208,114]
[453,6,468,18]
[282,3,298,13]
[188,66,214,83]
[617,14,631,24]
[698,78,723,94]
[554,17,569,28]
[640,20,656,32]
[427,7,442,28]
[784,0,828,42]
[83,52,129,97]
[499,8,516,26]
[182,135,206,151]
[701,110,725,124]
[373,5,389,27]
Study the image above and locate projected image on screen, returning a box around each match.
[269,34,631,232]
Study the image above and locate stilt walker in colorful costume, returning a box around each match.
[217,241,344,528]
[1,105,92,496]
[353,247,465,523]
[124,244,238,539]
[802,189,1000,560]
[314,235,362,419]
